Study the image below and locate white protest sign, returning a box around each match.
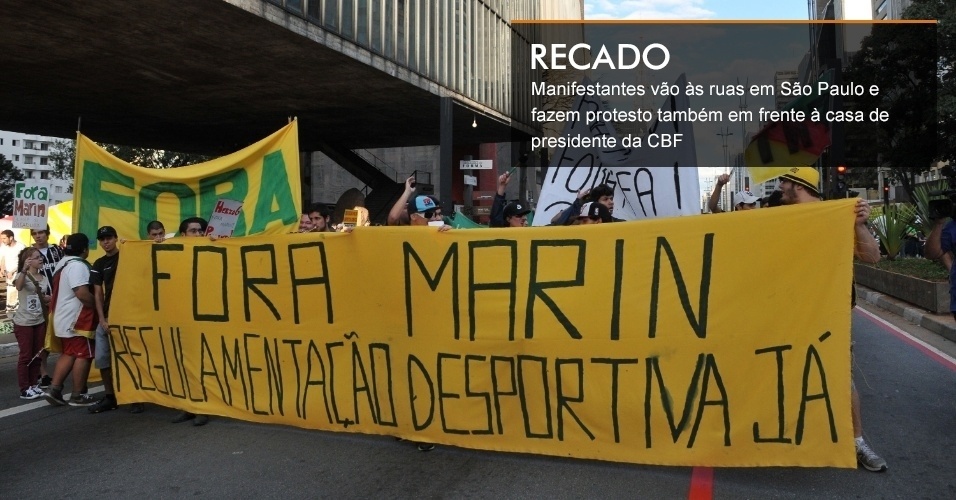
[610,74,700,220]
[533,74,700,225]
[12,180,51,230]
[206,199,243,238]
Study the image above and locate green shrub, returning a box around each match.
[858,258,949,282]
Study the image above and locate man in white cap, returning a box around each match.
[576,202,613,225]
[707,174,761,213]
[775,166,887,473]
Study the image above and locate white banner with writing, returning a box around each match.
[534,75,699,225]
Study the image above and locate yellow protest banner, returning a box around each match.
[110,199,857,468]
[73,121,300,249]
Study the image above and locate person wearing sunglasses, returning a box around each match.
[407,195,451,231]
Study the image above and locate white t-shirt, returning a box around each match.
[52,257,91,339]
[12,273,49,327]
[1,241,25,274]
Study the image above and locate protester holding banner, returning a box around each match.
[308,204,331,232]
[12,247,49,399]
[31,225,62,388]
[88,226,122,414]
[298,213,314,233]
[43,233,98,407]
[775,166,887,473]
[407,195,451,231]
[707,173,760,213]
[1,229,26,312]
[170,218,211,426]
[146,220,166,243]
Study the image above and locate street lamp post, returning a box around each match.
[717,127,734,174]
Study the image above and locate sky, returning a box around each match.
[583,0,811,21]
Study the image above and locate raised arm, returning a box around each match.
[707,174,729,214]
[387,176,416,226]
[853,199,881,264]
[489,171,512,227]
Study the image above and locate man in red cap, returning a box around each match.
[776,166,887,472]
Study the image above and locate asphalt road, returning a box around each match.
[1,303,954,499]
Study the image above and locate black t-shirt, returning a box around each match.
[91,252,120,317]
[37,245,64,283]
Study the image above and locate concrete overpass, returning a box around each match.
[0,0,528,155]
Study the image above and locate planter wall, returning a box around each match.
[854,263,949,313]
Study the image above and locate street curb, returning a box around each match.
[855,285,956,343]
[0,342,18,356]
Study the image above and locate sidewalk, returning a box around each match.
[855,284,956,343]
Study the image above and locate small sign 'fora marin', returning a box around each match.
[13,180,51,230]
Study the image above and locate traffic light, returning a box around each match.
[836,165,847,192]
[831,165,848,198]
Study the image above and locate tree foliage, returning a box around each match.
[845,18,937,171]
[844,0,954,198]
[0,154,26,216]
[49,139,76,183]
[42,139,210,193]
[904,0,956,164]
[102,145,209,169]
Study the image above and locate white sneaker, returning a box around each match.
[856,439,888,472]
[19,386,43,400]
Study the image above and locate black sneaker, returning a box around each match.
[44,387,67,406]
[416,442,435,452]
[38,376,52,389]
[88,395,118,414]
[171,411,195,423]
[130,403,145,414]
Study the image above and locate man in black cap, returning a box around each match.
[43,233,97,407]
[500,201,532,227]
[87,226,134,413]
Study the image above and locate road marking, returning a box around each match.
[856,308,956,371]
[688,466,713,500]
[0,386,104,419]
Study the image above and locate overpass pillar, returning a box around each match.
[300,151,313,207]
[439,97,453,212]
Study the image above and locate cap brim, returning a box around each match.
[780,174,818,193]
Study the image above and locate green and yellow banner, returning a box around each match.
[110,199,858,468]
[73,121,301,248]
